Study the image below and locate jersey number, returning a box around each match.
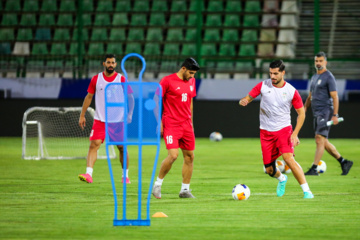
[181,93,187,102]
[166,135,173,144]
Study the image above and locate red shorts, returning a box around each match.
[260,126,294,165]
[163,119,195,150]
[90,119,124,143]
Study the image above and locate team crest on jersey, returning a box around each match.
[282,92,287,100]
[317,79,322,85]
[190,86,194,91]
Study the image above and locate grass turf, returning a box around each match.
[0,137,359,240]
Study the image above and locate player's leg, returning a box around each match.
[117,145,130,184]
[179,149,195,198]
[324,139,353,175]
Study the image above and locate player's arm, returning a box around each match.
[79,93,94,130]
[304,92,312,113]
[191,98,194,128]
[153,93,163,136]
[292,106,305,147]
[239,82,261,106]
[330,91,339,125]
[127,93,135,123]
[239,95,254,106]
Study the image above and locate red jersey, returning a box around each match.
[160,73,196,124]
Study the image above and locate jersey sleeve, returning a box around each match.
[292,90,304,109]
[248,82,262,99]
[120,75,134,94]
[192,78,197,97]
[158,77,168,97]
[87,75,98,94]
[327,74,337,92]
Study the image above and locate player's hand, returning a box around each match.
[239,98,249,106]
[291,134,300,147]
[127,114,132,123]
[79,116,86,130]
[331,116,339,125]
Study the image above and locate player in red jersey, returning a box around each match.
[152,58,200,199]
[78,54,134,184]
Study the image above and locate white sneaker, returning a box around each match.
[152,184,161,199]
[179,189,195,198]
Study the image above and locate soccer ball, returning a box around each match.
[276,160,285,173]
[232,184,251,200]
[209,132,223,142]
[317,160,327,173]
[284,164,292,173]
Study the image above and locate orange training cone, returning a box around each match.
[152,212,168,218]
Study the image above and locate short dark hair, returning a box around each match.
[181,57,200,71]
[315,51,327,60]
[269,60,285,71]
[104,54,116,62]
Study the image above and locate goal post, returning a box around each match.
[22,107,116,160]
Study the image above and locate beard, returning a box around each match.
[105,67,115,74]
[316,65,324,70]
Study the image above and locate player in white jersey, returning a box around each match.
[239,60,314,199]
[78,54,134,184]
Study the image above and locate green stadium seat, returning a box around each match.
[57,14,74,26]
[245,1,261,12]
[0,43,11,55]
[115,0,131,12]
[39,14,56,26]
[75,14,92,26]
[189,1,205,11]
[185,29,197,41]
[219,44,236,56]
[32,43,49,55]
[20,14,37,26]
[207,1,223,12]
[69,43,85,55]
[239,44,256,56]
[53,29,70,41]
[124,43,142,54]
[109,28,126,41]
[72,28,89,41]
[204,29,220,41]
[50,43,67,55]
[149,13,165,26]
[16,28,33,41]
[241,30,258,41]
[91,28,108,41]
[224,14,241,27]
[146,28,163,41]
[35,28,51,41]
[222,29,239,42]
[83,0,94,11]
[127,29,144,41]
[1,14,18,26]
[168,14,185,27]
[151,1,168,11]
[40,0,57,11]
[167,29,183,41]
[88,43,105,55]
[201,43,217,56]
[243,15,259,27]
[180,44,196,56]
[23,0,39,11]
[130,14,147,26]
[187,15,198,26]
[112,13,129,26]
[96,0,112,11]
[143,43,161,56]
[47,60,64,68]
[160,60,179,72]
[5,0,21,11]
[225,1,242,12]
[170,0,183,12]
[27,60,45,68]
[133,0,149,12]
[59,0,76,12]
[217,61,234,70]
[106,43,123,56]
[163,44,180,56]
[205,14,222,27]
[0,29,15,41]
[94,14,111,26]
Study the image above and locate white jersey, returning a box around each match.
[249,79,303,132]
[94,72,124,122]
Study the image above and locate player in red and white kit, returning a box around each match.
[239,60,314,199]
[78,54,134,184]
[152,58,200,199]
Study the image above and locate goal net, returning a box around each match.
[22,107,116,160]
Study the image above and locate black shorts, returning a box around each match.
[313,109,332,138]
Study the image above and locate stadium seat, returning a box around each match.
[207,0,223,12]
[127,29,144,41]
[151,1,168,12]
[0,29,15,41]
[163,44,180,56]
[241,30,258,42]
[281,0,298,12]
[146,28,163,41]
[91,28,108,41]
[88,43,105,55]
[115,0,131,12]
[96,0,112,11]
[32,43,49,55]
[59,0,76,12]
[20,14,37,26]
[40,0,57,11]
[53,29,70,41]
[23,0,39,11]
[222,29,239,42]
[180,43,196,56]
[149,13,165,26]
[72,28,89,41]
[133,0,149,12]
[204,29,220,41]
[170,0,183,12]
[275,44,295,57]
[143,43,161,56]
[75,14,92,26]
[239,44,256,56]
[167,29,184,41]
[187,15,198,26]
[130,14,147,26]
[69,43,85,55]
[50,43,67,55]
[225,1,242,12]
[263,0,279,12]
[83,0,94,11]
[124,43,142,54]
[1,14,18,26]
[47,60,63,69]
[217,61,234,71]
[106,43,123,56]
[262,14,278,27]
[16,28,33,41]
[39,14,56,26]
[243,15,259,27]
[5,0,21,11]
[205,14,222,27]
[219,44,236,56]
[189,1,205,11]
[0,43,11,55]
[35,28,51,41]
[185,29,197,41]
[224,14,241,27]
[201,43,217,56]
[109,28,126,41]
[57,14,74,26]
[112,13,129,26]
[244,1,261,12]
[169,14,185,27]
[260,29,276,41]
[94,14,111,26]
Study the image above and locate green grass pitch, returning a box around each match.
[0,137,359,240]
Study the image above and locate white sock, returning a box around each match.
[181,183,190,191]
[154,177,163,186]
[122,169,129,178]
[276,173,286,182]
[86,167,93,177]
[300,183,311,193]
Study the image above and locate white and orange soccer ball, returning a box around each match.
[284,164,292,173]
[232,184,251,200]
[209,132,223,142]
[276,160,286,173]
[317,160,327,173]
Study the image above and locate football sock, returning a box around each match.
[154,177,163,186]
[311,164,318,170]
[122,169,129,177]
[181,183,190,191]
[300,183,311,193]
[86,167,93,177]
[337,156,344,164]
[277,173,287,182]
